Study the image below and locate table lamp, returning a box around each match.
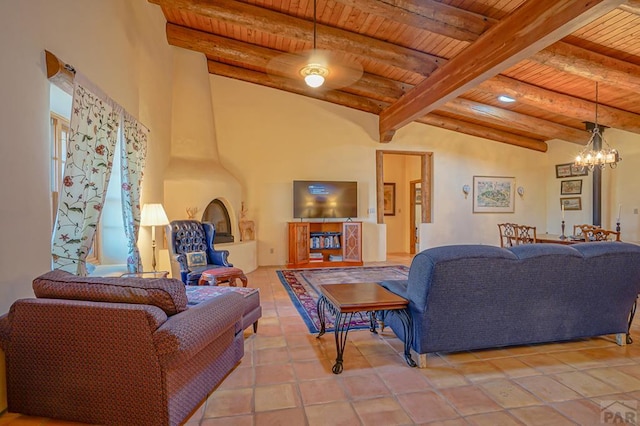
[140,203,169,271]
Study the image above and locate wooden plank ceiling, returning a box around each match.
[149,0,640,152]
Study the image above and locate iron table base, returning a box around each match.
[316,295,416,374]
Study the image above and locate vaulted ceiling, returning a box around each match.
[149,0,640,152]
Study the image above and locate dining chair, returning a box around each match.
[583,227,621,242]
[578,225,620,242]
[515,225,537,244]
[574,224,599,238]
[497,223,518,247]
[573,224,588,238]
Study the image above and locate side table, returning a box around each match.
[316,282,416,374]
[198,267,248,287]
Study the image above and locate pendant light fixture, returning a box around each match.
[301,0,328,88]
[265,0,362,90]
[574,82,621,171]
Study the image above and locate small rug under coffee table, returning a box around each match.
[276,265,409,333]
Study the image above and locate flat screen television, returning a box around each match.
[293,180,358,219]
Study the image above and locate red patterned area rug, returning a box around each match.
[276,265,409,334]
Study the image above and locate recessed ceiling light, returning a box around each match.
[498,95,516,103]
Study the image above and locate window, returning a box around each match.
[50,113,68,224]
[49,76,131,270]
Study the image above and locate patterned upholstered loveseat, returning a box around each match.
[0,270,245,426]
[380,242,640,367]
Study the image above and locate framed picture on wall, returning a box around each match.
[561,197,582,211]
[414,187,421,204]
[570,165,588,177]
[560,179,582,195]
[472,176,515,213]
[555,163,573,178]
[383,182,396,216]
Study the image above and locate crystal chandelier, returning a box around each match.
[574,82,621,171]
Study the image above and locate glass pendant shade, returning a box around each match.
[301,64,328,88]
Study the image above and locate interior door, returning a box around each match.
[410,180,421,254]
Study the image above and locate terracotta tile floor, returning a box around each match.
[2,253,640,425]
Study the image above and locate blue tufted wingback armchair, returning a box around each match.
[167,220,232,285]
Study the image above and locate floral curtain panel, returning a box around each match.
[51,76,121,275]
[121,113,149,273]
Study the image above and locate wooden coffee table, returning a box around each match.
[316,282,416,374]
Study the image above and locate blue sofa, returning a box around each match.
[380,242,640,367]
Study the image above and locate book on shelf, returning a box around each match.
[309,231,342,249]
[329,255,343,262]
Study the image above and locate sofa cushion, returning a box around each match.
[33,270,188,315]
[186,251,207,268]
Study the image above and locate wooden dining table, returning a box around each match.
[536,233,583,245]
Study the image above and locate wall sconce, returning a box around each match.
[517,186,525,197]
[462,184,470,199]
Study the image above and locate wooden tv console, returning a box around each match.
[288,221,363,268]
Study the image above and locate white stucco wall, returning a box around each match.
[0,0,174,316]
[209,76,557,265]
[546,131,640,242]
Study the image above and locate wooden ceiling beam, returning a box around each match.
[530,42,640,94]
[619,0,640,14]
[169,20,640,138]
[378,0,623,142]
[478,75,640,134]
[170,22,605,146]
[207,60,387,115]
[166,23,408,103]
[335,0,491,42]
[208,59,551,150]
[336,0,640,98]
[439,98,590,145]
[155,0,440,77]
[417,114,548,152]
[159,0,638,102]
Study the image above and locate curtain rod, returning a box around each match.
[45,50,75,95]
[44,50,150,133]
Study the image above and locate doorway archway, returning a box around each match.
[376,150,432,254]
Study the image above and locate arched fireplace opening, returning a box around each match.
[202,199,234,243]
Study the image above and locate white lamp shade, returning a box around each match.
[304,73,325,88]
[141,203,169,226]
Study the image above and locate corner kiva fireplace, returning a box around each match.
[202,199,234,244]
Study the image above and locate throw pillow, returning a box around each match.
[33,270,188,315]
[186,251,207,268]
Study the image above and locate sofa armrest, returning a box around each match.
[168,253,188,283]
[153,291,243,367]
[379,280,409,298]
[0,312,10,352]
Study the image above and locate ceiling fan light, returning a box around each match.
[304,73,325,88]
[300,63,328,88]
